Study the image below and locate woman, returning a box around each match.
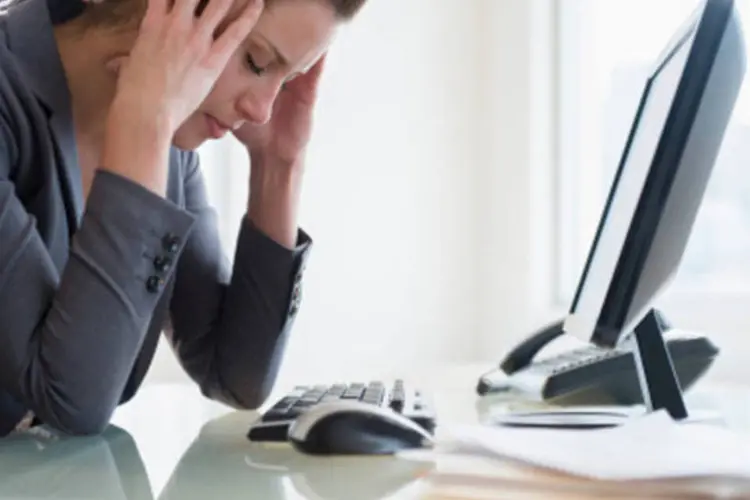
[0,0,365,436]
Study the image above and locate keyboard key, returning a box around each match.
[300,392,324,403]
[389,394,405,412]
[342,387,364,399]
[327,384,347,396]
[260,397,299,421]
[291,400,317,410]
[362,387,385,405]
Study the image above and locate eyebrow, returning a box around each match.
[257,34,290,68]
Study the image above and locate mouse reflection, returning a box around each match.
[157,411,435,500]
[0,425,153,500]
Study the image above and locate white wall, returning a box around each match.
[476,0,561,358]
[147,0,556,387]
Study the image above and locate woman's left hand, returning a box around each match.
[234,55,327,249]
[233,55,326,169]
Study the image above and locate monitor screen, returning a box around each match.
[564,0,745,346]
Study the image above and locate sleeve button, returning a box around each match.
[162,234,180,253]
[146,275,163,293]
[153,255,172,273]
[289,283,302,316]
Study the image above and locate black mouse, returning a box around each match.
[287,401,435,455]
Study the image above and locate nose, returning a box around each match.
[237,88,279,126]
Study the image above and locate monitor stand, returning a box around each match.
[628,308,688,420]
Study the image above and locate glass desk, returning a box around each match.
[1,364,749,499]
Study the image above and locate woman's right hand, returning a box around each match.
[101,0,263,197]
[112,0,263,133]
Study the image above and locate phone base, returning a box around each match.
[488,406,724,430]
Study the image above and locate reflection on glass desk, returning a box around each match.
[160,411,435,500]
[0,410,434,500]
[0,426,151,499]
[1,364,750,500]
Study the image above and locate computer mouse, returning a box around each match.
[287,401,435,455]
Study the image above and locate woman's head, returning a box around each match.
[178,0,365,148]
[71,0,367,149]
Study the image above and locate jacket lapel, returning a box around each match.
[5,0,84,231]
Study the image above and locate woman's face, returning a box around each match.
[173,0,340,150]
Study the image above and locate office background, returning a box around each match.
[146,0,750,388]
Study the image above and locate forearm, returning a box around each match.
[100,104,173,197]
[247,151,304,250]
[0,173,194,435]
[167,151,311,410]
[170,218,311,410]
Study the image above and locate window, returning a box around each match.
[556,0,750,320]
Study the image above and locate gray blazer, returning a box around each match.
[0,0,311,436]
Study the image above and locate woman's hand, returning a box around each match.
[112,0,264,133]
[102,0,263,196]
[233,55,327,249]
[233,55,327,169]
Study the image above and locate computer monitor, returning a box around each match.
[563,0,746,418]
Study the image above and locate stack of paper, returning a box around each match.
[399,410,750,498]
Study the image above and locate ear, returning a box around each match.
[105,55,129,75]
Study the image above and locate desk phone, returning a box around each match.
[477,312,719,406]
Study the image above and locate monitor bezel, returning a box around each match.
[566,0,737,346]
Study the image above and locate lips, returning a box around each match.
[205,114,230,139]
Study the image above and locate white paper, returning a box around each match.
[429,410,750,481]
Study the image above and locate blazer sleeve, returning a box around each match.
[165,151,311,409]
[0,116,196,436]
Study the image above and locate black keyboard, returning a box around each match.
[247,380,436,442]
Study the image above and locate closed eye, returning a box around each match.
[245,55,267,76]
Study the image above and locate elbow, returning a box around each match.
[201,331,290,410]
[207,380,273,411]
[54,408,113,436]
[19,359,120,436]
[62,415,111,436]
[39,396,116,437]
[202,368,276,411]
[232,389,270,411]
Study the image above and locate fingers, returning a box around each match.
[141,0,169,28]
[210,0,263,62]
[201,0,258,37]
[306,54,327,83]
[290,54,328,93]
[174,0,204,22]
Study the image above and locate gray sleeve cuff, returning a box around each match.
[234,216,313,285]
[78,170,196,312]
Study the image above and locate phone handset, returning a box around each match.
[499,318,566,375]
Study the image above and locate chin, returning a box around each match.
[172,126,207,151]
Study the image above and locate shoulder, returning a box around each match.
[0,48,22,174]
[0,29,40,173]
[0,14,32,112]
